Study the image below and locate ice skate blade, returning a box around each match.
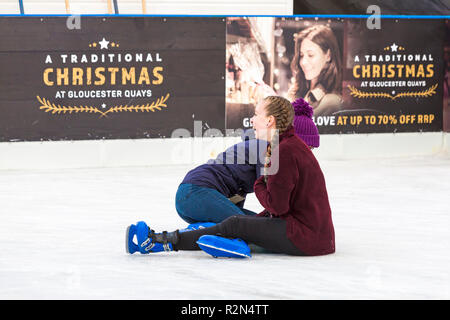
[197,235,251,258]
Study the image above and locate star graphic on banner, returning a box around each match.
[390,43,398,52]
[101,103,107,109]
[99,38,110,50]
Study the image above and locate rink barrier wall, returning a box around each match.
[0,132,447,170]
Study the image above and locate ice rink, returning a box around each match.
[0,154,449,299]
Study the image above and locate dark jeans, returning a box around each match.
[175,183,257,224]
[176,215,305,256]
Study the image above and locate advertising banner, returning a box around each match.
[225,17,446,133]
[0,17,225,142]
[293,0,449,15]
[444,19,450,132]
[0,16,447,142]
[343,18,444,133]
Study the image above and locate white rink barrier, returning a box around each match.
[0,132,448,170]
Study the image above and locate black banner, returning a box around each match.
[339,18,445,133]
[0,17,225,142]
[294,0,449,15]
[0,16,447,141]
[0,300,446,318]
[444,19,450,132]
[225,17,446,134]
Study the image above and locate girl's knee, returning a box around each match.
[220,215,244,235]
[177,212,197,224]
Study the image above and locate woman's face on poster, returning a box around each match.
[299,38,331,84]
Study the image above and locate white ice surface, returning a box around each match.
[0,155,449,299]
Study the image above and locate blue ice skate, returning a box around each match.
[126,221,175,254]
[196,235,251,258]
[179,222,217,233]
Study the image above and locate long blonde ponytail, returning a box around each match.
[262,96,294,183]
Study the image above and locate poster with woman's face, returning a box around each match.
[225,17,446,134]
[225,17,345,131]
[272,18,345,119]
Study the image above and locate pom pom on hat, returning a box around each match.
[292,98,320,148]
[292,98,313,118]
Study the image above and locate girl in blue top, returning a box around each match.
[176,131,268,224]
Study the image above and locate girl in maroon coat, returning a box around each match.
[127,96,335,256]
[252,96,335,255]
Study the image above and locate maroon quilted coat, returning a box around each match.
[254,126,335,256]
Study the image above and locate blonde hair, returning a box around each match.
[262,96,294,183]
